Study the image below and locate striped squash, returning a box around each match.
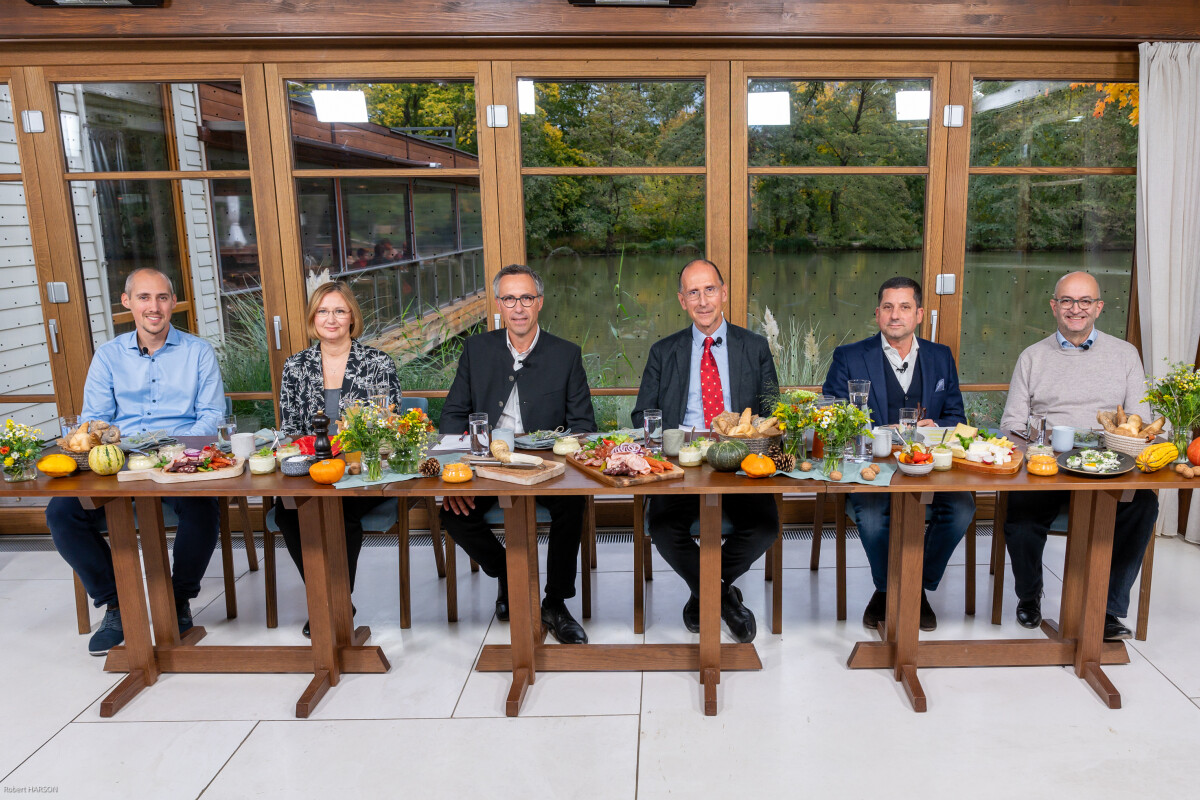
[1135,442,1177,473]
[87,444,126,476]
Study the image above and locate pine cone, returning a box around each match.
[418,457,441,478]
[771,452,795,472]
[765,443,784,461]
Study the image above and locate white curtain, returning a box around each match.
[1136,42,1200,542]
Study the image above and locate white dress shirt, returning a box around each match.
[881,333,919,394]
[495,326,540,435]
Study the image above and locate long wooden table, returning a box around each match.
[3,465,392,718]
[839,465,1195,712]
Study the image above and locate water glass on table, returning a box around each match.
[469,413,489,456]
[1027,414,1047,446]
[217,415,237,448]
[898,407,919,445]
[643,409,663,447]
[848,379,872,462]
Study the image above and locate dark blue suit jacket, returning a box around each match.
[821,335,966,428]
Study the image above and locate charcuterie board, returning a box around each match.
[474,461,565,486]
[565,454,685,487]
[950,454,1023,475]
[117,458,246,483]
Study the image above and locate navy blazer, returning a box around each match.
[821,335,966,428]
[633,322,779,431]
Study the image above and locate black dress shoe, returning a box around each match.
[541,600,587,644]
[919,590,937,632]
[303,604,355,639]
[1016,598,1042,629]
[495,582,509,622]
[862,591,886,630]
[682,594,700,633]
[721,585,757,644]
[1103,613,1132,641]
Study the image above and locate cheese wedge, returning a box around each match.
[952,423,978,441]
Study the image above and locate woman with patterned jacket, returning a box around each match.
[274,281,402,637]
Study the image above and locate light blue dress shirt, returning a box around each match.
[81,326,226,437]
[1055,329,1098,350]
[682,318,732,430]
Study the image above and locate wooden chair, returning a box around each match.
[823,494,979,622]
[74,496,258,633]
[634,495,785,635]
[988,491,1155,640]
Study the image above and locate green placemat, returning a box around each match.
[780,460,896,486]
[334,454,451,489]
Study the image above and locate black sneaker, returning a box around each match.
[89,605,123,656]
[919,590,937,632]
[1103,614,1132,641]
[862,591,886,630]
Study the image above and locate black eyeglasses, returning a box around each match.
[498,294,541,308]
[1053,296,1099,310]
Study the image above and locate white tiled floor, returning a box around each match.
[2,531,1200,799]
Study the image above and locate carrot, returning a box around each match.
[644,457,671,471]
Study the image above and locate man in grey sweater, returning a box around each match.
[999,271,1158,641]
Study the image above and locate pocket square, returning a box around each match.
[935,378,945,391]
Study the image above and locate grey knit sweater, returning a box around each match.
[1000,329,1151,434]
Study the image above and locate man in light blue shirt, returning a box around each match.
[680,317,732,430]
[46,268,225,656]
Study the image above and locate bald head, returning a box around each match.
[1050,271,1104,346]
[676,258,728,336]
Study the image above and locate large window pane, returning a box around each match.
[526,175,704,385]
[56,82,249,173]
[747,175,926,386]
[748,79,930,167]
[520,80,705,167]
[285,80,478,167]
[971,81,1138,168]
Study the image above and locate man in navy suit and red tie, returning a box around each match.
[822,276,974,632]
[633,259,780,643]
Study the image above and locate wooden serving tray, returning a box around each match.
[565,454,686,487]
[474,461,565,486]
[949,454,1023,475]
[117,458,246,483]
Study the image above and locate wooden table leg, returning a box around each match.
[887,492,929,712]
[218,499,238,620]
[1073,489,1123,709]
[772,494,783,635]
[699,493,722,716]
[96,497,157,716]
[501,494,539,716]
[810,492,825,570]
[296,495,359,718]
[633,497,645,635]
[1054,490,1095,641]
[136,497,205,648]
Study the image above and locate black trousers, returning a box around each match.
[1003,489,1158,618]
[439,494,585,602]
[646,494,779,599]
[274,495,390,592]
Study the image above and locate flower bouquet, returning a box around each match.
[334,403,394,481]
[387,407,438,475]
[772,389,818,459]
[810,401,872,476]
[1,419,43,482]
[1143,361,1200,463]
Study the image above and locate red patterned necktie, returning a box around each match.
[701,336,725,428]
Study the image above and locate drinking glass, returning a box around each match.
[898,407,918,445]
[217,415,238,448]
[469,413,489,456]
[848,379,872,462]
[1027,414,1047,446]
[643,409,663,446]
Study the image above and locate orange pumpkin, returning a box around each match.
[1027,454,1059,476]
[741,453,776,478]
[1188,436,1200,467]
[309,458,345,485]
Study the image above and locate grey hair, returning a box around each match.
[492,263,544,297]
[124,267,176,297]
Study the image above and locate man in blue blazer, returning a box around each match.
[633,259,779,643]
[822,276,974,632]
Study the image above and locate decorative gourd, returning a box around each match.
[309,458,345,484]
[1188,436,1200,467]
[1027,454,1059,476]
[87,444,125,476]
[37,453,78,478]
[708,440,750,472]
[741,453,776,478]
[442,463,473,483]
[1135,442,1178,473]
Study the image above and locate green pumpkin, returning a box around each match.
[708,439,751,472]
[88,443,126,476]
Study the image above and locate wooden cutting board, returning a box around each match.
[474,460,564,486]
[117,458,246,483]
[950,455,1023,475]
[565,455,686,487]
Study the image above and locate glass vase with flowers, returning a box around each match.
[1143,361,1200,463]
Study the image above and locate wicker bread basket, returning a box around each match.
[718,433,782,454]
[1102,431,1159,457]
[58,447,92,471]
